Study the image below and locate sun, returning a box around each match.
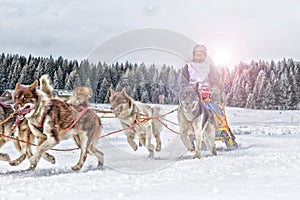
[203,31,249,69]
[213,48,232,67]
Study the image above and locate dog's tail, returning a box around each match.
[67,86,93,107]
[40,74,54,98]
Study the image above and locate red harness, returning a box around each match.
[32,110,48,132]
[60,107,89,134]
[10,106,89,135]
[0,102,12,109]
[130,106,154,130]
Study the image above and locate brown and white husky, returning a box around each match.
[13,76,104,171]
[109,88,163,158]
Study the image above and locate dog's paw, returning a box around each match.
[148,152,154,159]
[43,153,56,164]
[0,153,10,161]
[71,164,83,171]
[29,156,38,165]
[9,160,18,166]
[212,148,217,156]
[193,153,200,159]
[48,155,56,164]
[188,146,195,152]
[97,162,104,170]
[27,163,37,171]
[131,144,138,151]
[10,155,26,166]
[155,145,161,152]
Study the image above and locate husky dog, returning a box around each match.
[0,104,34,165]
[13,76,104,171]
[178,83,217,159]
[109,88,163,158]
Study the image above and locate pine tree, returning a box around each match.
[0,56,8,94]
[65,69,82,90]
[252,70,267,109]
[19,64,31,84]
[33,59,44,81]
[277,69,289,109]
[97,78,111,103]
[78,59,90,85]
[141,90,149,103]
[9,56,23,89]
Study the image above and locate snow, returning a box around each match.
[0,105,300,200]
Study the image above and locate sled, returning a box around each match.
[199,85,238,150]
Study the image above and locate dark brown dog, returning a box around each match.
[13,77,104,171]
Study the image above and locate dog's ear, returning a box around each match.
[109,88,115,96]
[29,80,39,91]
[121,87,127,94]
[15,82,22,90]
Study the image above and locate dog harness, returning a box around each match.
[31,106,89,134]
[32,110,49,132]
[128,104,153,131]
[0,102,12,109]
[10,105,89,135]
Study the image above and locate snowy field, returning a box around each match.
[0,105,300,200]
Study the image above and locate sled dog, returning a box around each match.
[109,88,163,158]
[13,76,104,171]
[178,83,217,159]
[0,104,34,166]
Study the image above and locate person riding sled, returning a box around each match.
[181,44,238,149]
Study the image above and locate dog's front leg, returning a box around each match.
[10,125,34,166]
[9,131,26,166]
[193,124,204,159]
[178,109,194,152]
[29,136,57,170]
[37,136,56,164]
[125,130,138,151]
[193,134,201,159]
[0,132,10,161]
[144,125,154,158]
[153,131,161,152]
[204,124,217,156]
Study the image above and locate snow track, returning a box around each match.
[0,106,299,200]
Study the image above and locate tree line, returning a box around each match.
[0,53,299,109]
[0,53,180,104]
[219,59,300,110]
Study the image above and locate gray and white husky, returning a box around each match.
[178,83,217,159]
[109,88,163,158]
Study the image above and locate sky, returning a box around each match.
[0,0,300,68]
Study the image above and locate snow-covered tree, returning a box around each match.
[65,69,82,90]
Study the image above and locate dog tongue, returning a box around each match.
[18,107,31,116]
